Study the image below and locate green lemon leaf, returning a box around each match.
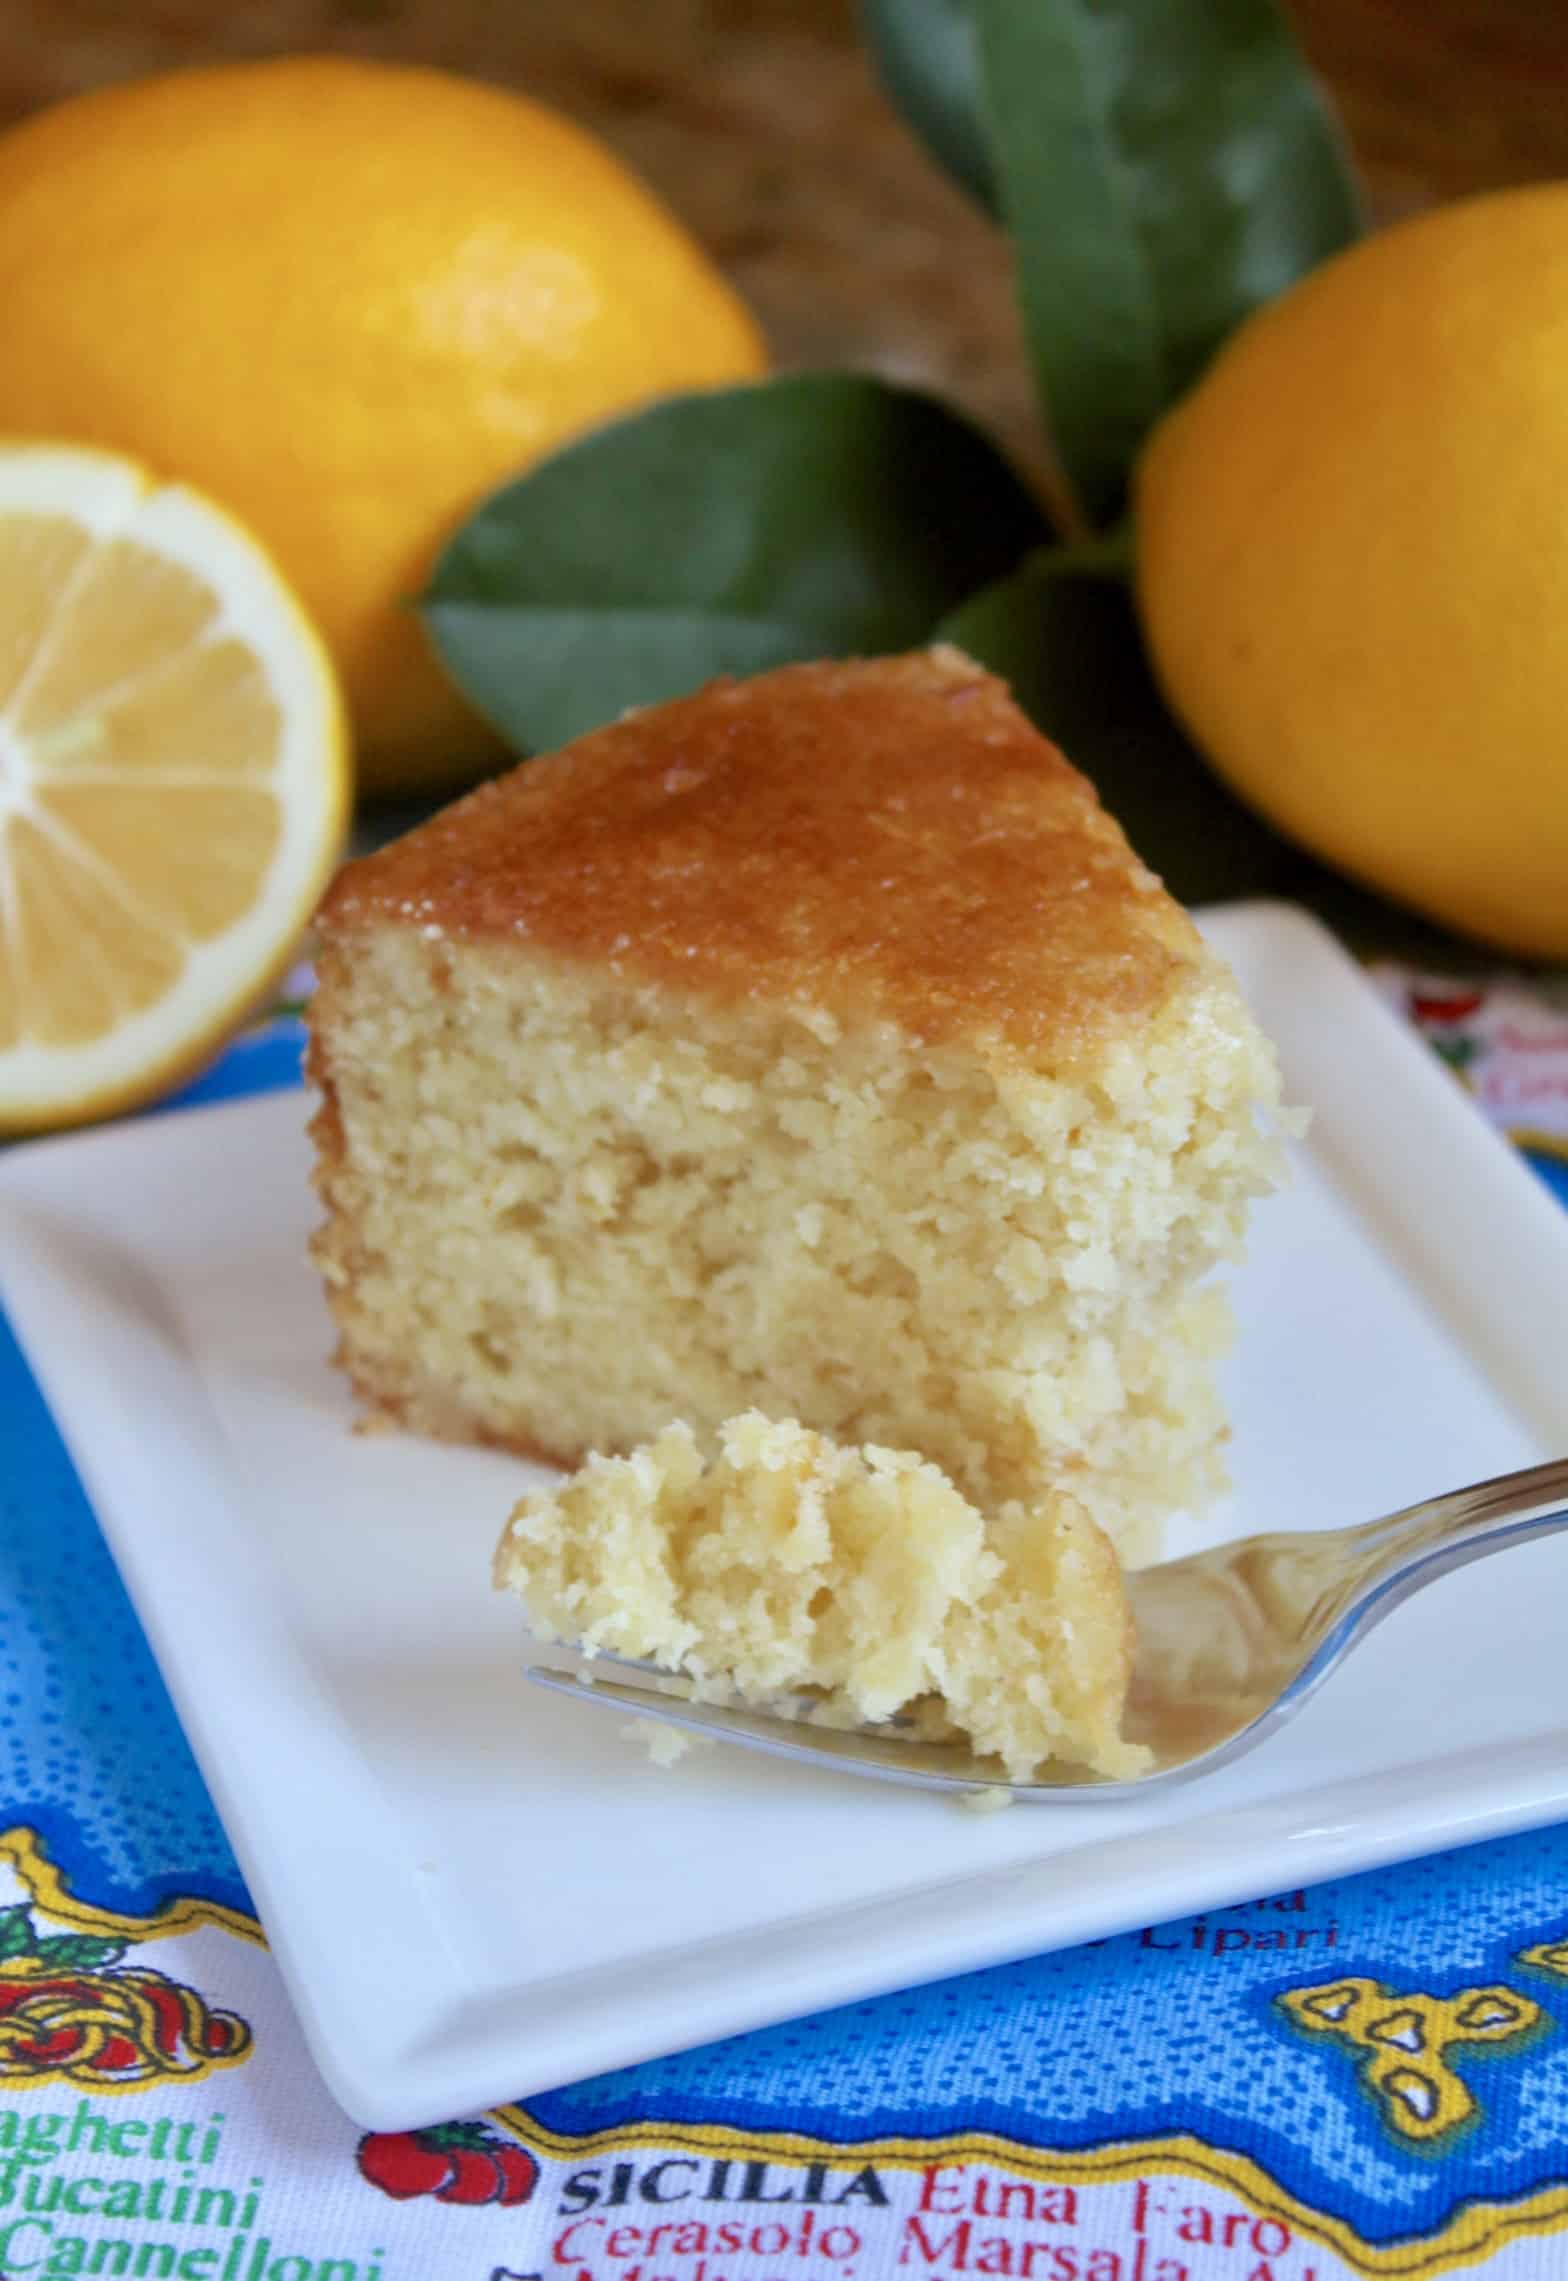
[861,0,997,212]
[0,1905,36,1961]
[977,0,1365,528]
[421,374,1046,756]
[939,545,1295,906]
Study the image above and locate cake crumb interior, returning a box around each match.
[310,930,1282,1565]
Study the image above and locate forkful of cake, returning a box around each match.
[499,1423,1568,1799]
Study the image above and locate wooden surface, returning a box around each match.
[0,0,1565,479]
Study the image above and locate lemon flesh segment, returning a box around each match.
[0,444,348,1132]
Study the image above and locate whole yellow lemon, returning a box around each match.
[1136,185,1568,959]
[0,57,768,794]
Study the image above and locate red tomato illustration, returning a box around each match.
[356,2122,540,2206]
[440,2146,506,2205]
[356,2130,457,2200]
[494,2143,540,2206]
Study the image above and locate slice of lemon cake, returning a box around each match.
[494,1413,1143,1783]
[308,647,1284,1562]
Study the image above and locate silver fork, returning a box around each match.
[525,1455,1568,1798]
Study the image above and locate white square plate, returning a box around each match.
[4,903,1568,2131]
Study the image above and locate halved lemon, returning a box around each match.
[0,444,349,1134]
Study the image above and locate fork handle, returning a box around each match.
[1325,1453,1568,1639]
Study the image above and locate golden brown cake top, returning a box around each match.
[320,648,1204,1060]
